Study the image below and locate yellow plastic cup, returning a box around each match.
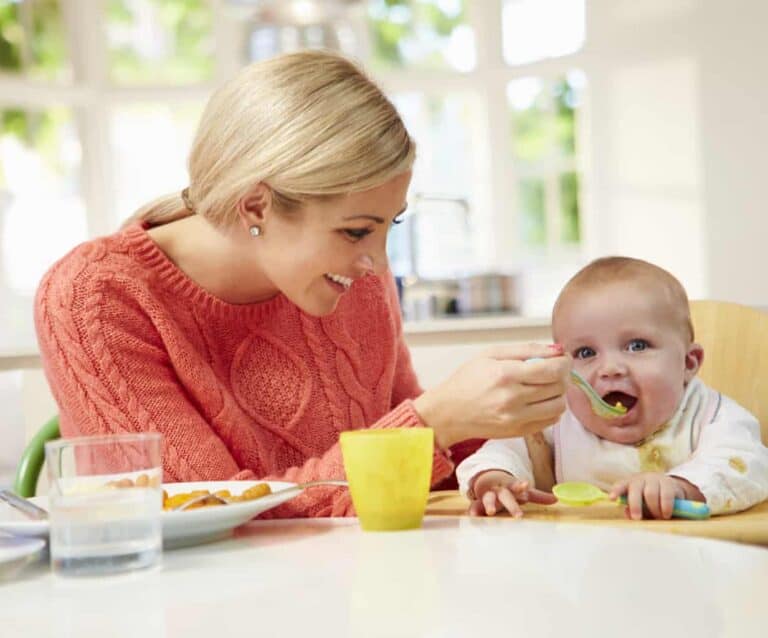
[340,428,434,531]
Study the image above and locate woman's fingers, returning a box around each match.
[515,394,568,428]
[516,380,568,405]
[496,356,571,386]
[485,342,564,363]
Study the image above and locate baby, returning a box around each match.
[457,257,768,519]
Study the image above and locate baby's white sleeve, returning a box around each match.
[668,395,768,515]
[455,436,537,497]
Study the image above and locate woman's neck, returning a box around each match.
[146,215,280,304]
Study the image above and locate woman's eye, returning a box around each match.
[343,228,372,240]
[392,215,405,225]
[627,339,649,352]
[574,346,595,360]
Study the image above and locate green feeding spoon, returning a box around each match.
[569,369,628,419]
[552,481,711,520]
[525,358,628,419]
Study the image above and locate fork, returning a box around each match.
[0,489,49,520]
[173,480,348,511]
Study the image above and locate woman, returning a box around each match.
[35,50,570,517]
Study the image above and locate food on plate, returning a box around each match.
[162,483,272,511]
[104,473,161,489]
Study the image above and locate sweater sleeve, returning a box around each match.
[667,395,768,515]
[261,399,454,518]
[35,267,255,484]
[261,274,454,518]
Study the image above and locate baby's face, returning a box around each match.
[553,282,699,444]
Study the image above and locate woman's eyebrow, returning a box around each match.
[342,205,408,224]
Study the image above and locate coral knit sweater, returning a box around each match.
[35,223,454,517]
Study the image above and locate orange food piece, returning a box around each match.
[162,483,271,511]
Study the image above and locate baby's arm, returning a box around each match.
[665,395,768,515]
[456,433,556,517]
[455,436,535,494]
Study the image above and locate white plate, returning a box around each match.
[0,536,46,578]
[0,481,306,549]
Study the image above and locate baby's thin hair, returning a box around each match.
[554,256,695,341]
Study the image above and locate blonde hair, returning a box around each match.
[126,50,415,228]
[553,256,695,342]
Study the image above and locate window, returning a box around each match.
[509,71,585,248]
[0,0,591,351]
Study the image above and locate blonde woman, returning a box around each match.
[34,50,569,517]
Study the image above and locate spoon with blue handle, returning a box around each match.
[526,358,628,419]
[553,481,711,520]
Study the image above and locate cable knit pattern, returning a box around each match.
[34,223,453,518]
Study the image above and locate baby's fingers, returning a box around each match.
[659,481,678,520]
[482,490,501,516]
[525,488,558,505]
[627,482,645,520]
[608,480,629,501]
[497,487,523,519]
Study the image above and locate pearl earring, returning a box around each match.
[249,225,262,237]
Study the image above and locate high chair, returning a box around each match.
[690,300,768,444]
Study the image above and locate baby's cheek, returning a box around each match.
[645,382,684,423]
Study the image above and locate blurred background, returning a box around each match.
[1,0,768,482]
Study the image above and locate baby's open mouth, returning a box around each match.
[601,391,638,411]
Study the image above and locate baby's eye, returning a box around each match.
[627,339,649,352]
[343,228,372,240]
[574,346,595,360]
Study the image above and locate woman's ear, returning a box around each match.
[237,182,273,232]
[684,342,704,383]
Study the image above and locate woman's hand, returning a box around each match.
[413,342,571,449]
[469,470,557,517]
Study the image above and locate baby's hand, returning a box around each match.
[468,470,556,518]
[609,473,703,520]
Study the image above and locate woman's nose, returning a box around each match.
[354,254,376,277]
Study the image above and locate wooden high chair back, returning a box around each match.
[690,300,768,444]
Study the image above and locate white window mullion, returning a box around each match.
[64,0,114,237]
[468,0,515,271]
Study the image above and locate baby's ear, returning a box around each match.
[684,342,704,383]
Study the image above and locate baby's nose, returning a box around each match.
[598,354,628,377]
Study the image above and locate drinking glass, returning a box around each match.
[45,432,163,577]
[340,428,433,531]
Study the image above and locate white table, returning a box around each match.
[2,516,768,638]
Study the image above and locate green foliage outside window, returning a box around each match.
[560,171,580,244]
[519,178,546,246]
[368,0,468,70]
[0,1,69,186]
[0,0,67,79]
[107,0,214,84]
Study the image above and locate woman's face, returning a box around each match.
[254,171,411,316]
